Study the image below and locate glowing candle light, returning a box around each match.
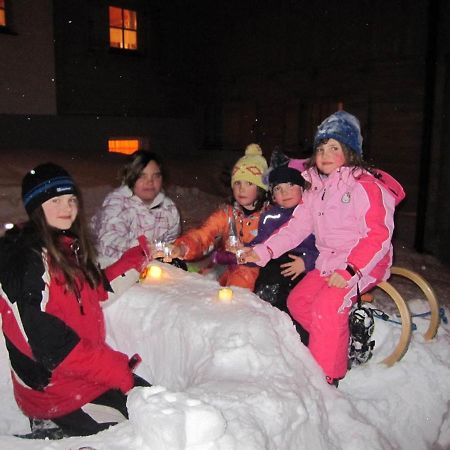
[218,287,233,303]
[148,265,163,279]
[140,264,163,282]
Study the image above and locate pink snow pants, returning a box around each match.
[287,269,377,380]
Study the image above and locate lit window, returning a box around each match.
[108,138,140,155]
[0,0,6,27]
[109,6,137,50]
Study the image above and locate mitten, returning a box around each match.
[212,250,237,265]
[104,235,150,281]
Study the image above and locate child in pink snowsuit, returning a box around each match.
[242,111,405,385]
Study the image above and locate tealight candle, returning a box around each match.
[148,265,163,280]
[218,287,233,303]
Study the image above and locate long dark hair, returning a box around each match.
[119,150,165,190]
[29,189,102,293]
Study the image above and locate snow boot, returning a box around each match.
[255,283,281,305]
[348,304,375,368]
[15,418,65,440]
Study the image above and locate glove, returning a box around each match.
[212,250,237,265]
[104,235,150,281]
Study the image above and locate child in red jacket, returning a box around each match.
[0,163,151,439]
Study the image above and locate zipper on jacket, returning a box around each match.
[70,240,85,315]
[76,294,85,315]
[71,240,80,265]
[321,187,326,200]
[74,285,85,315]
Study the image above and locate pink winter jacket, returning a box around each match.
[91,185,181,263]
[253,166,404,289]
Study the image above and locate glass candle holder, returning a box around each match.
[151,240,164,257]
[162,244,173,263]
[226,235,240,253]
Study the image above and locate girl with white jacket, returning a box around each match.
[91,151,181,265]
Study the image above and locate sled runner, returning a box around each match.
[352,266,440,367]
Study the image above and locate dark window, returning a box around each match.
[109,6,137,50]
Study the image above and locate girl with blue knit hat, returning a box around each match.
[241,111,405,386]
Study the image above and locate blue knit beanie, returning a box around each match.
[314,111,363,156]
[22,163,76,215]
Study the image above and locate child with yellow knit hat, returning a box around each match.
[169,143,269,289]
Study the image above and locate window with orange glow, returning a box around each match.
[108,139,140,155]
[0,0,6,27]
[109,6,137,50]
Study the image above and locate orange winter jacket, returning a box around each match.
[175,203,264,290]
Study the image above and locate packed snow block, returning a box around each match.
[102,263,450,450]
[103,262,328,448]
[128,386,226,449]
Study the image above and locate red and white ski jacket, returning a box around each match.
[253,166,405,288]
[0,227,145,419]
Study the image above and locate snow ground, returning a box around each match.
[0,149,449,449]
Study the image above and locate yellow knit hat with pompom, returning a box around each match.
[231,143,268,191]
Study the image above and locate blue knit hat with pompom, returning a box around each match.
[314,110,363,156]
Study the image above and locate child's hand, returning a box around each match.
[238,247,260,264]
[327,271,347,288]
[169,244,187,260]
[280,254,305,280]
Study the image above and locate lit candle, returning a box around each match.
[148,265,163,279]
[140,264,163,282]
[218,287,233,303]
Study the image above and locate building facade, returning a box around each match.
[1,0,449,261]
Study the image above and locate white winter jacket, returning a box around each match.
[91,185,181,264]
